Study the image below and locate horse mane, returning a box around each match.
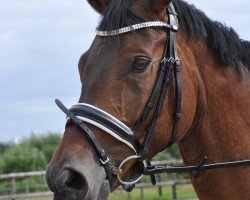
[97,0,250,69]
[173,0,250,69]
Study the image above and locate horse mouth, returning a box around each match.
[52,180,110,200]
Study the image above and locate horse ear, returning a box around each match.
[87,0,111,14]
[147,0,172,13]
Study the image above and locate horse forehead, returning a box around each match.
[84,42,115,69]
[85,36,137,72]
[80,43,119,89]
[92,40,115,56]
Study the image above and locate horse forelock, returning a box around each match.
[97,0,143,32]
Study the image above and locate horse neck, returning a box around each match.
[177,35,250,199]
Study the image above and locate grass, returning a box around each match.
[110,185,196,200]
[20,198,52,200]
[17,185,196,200]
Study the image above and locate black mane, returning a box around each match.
[173,0,250,68]
[98,0,250,69]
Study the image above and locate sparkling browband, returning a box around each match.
[96,21,179,36]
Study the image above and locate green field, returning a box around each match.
[17,185,196,200]
[110,185,196,200]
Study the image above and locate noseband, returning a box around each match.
[56,2,250,191]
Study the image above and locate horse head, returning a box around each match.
[45,0,250,199]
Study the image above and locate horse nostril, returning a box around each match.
[65,170,86,190]
[56,169,89,198]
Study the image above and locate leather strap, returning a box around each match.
[166,59,181,147]
[137,2,181,159]
[143,158,250,177]
[133,57,168,131]
[55,99,113,182]
[166,3,182,147]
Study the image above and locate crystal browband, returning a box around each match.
[96,21,179,36]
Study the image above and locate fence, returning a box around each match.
[116,174,193,200]
[0,171,51,200]
[0,160,196,200]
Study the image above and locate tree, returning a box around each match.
[1,145,47,173]
[0,133,61,173]
[153,144,182,161]
[21,133,62,162]
[0,143,11,155]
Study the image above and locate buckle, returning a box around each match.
[171,25,179,31]
[116,155,146,185]
[100,157,110,165]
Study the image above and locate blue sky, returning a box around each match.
[0,0,249,142]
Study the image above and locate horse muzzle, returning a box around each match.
[45,159,110,200]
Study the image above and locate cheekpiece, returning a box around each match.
[96,21,178,36]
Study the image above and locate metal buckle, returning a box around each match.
[171,25,179,31]
[167,57,175,63]
[100,157,110,165]
[116,155,147,185]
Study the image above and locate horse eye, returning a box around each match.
[130,57,151,73]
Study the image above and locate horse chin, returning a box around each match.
[87,180,110,200]
[83,167,111,200]
[96,181,110,200]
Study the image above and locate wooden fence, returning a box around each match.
[116,174,193,200]
[0,171,50,200]
[0,160,195,200]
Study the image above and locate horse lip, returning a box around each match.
[45,163,56,193]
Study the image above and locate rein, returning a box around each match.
[55,2,250,192]
[144,157,250,180]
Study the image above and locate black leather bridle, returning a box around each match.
[55,2,250,192]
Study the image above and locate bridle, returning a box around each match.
[55,2,250,192]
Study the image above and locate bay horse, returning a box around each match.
[45,0,250,199]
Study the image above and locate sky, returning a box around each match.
[0,0,249,143]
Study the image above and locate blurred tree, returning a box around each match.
[0,143,11,155]
[0,157,3,174]
[1,145,46,173]
[166,144,182,159]
[153,144,182,161]
[0,133,61,173]
[21,133,61,162]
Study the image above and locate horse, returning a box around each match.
[45,0,250,199]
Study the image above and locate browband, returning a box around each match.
[96,21,178,36]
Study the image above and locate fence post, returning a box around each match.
[140,187,144,199]
[156,175,162,196]
[172,173,177,199]
[127,191,131,199]
[10,177,16,200]
[26,185,29,195]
